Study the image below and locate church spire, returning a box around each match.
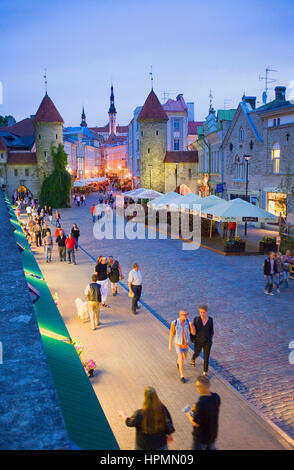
[108,84,117,135]
[80,106,87,127]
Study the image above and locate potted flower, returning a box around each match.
[71,338,84,357]
[83,359,97,378]
[224,236,246,253]
[259,236,277,253]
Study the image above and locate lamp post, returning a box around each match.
[175,161,178,192]
[148,164,152,189]
[243,154,252,236]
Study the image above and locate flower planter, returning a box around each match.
[259,242,277,253]
[224,242,246,253]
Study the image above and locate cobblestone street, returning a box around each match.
[52,195,294,440]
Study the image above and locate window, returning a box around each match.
[174,139,180,151]
[14,168,18,176]
[25,168,29,176]
[0,153,3,159]
[234,155,245,180]
[271,142,280,174]
[155,130,159,136]
[136,139,139,152]
[56,134,58,139]
[39,134,41,140]
[147,148,150,153]
[188,168,192,178]
[141,131,143,137]
[174,119,180,130]
[0,168,3,177]
[239,127,244,141]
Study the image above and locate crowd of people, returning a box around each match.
[263,250,293,295]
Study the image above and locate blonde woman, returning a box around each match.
[118,387,174,450]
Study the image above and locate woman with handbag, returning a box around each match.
[108,256,123,296]
[118,387,175,450]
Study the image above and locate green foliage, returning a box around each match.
[0,115,16,126]
[40,144,71,208]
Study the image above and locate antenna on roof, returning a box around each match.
[149,66,153,90]
[259,66,278,104]
[43,68,48,95]
[209,89,214,111]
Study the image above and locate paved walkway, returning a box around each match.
[46,194,294,440]
[25,199,291,449]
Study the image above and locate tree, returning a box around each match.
[0,115,16,127]
[278,165,294,222]
[40,144,72,208]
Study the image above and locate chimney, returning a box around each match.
[275,86,286,101]
[242,95,256,109]
[176,93,183,101]
[187,102,195,121]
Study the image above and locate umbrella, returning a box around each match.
[169,192,202,211]
[201,197,278,223]
[147,191,183,209]
[136,189,163,200]
[123,188,147,197]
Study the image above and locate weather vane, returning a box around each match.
[149,66,153,90]
[43,68,48,94]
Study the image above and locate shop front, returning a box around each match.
[267,192,287,217]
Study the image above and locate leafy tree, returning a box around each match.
[0,115,16,126]
[40,144,72,208]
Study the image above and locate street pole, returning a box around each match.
[175,162,178,192]
[243,155,252,236]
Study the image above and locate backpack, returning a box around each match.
[88,283,101,302]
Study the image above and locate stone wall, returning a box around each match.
[34,122,63,187]
[5,164,39,199]
[164,162,198,193]
[139,121,166,193]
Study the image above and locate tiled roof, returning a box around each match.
[7,152,37,164]
[89,125,128,134]
[34,94,64,124]
[255,99,293,113]
[164,151,198,163]
[0,136,7,151]
[0,118,34,136]
[188,121,204,134]
[163,97,187,113]
[217,109,236,122]
[138,90,168,122]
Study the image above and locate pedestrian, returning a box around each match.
[47,206,53,224]
[65,233,77,265]
[185,375,221,450]
[108,256,123,296]
[76,194,81,207]
[44,230,53,263]
[264,251,278,295]
[118,386,175,450]
[33,220,42,247]
[41,223,50,243]
[84,274,102,330]
[56,229,67,262]
[128,263,142,314]
[105,204,111,221]
[71,224,80,250]
[282,250,293,288]
[90,204,96,223]
[26,204,32,220]
[221,221,228,239]
[95,256,110,307]
[81,194,86,205]
[191,305,214,376]
[55,209,61,228]
[169,310,195,383]
[275,252,283,293]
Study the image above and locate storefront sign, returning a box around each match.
[216,183,224,193]
[242,217,258,222]
[207,214,213,219]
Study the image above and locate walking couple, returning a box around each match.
[169,305,214,383]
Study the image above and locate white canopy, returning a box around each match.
[201,197,278,223]
[169,192,202,210]
[147,191,183,209]
[123,188,147,197]
[136,188,163,200]
[73,177,107,187]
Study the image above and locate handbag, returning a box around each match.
[128,291,134,298]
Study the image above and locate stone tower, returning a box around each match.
[33,93,64,189]
[138,89,168,192]
[108,85,117,136]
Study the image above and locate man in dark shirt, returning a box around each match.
[191,304,214,375]
[185,375,221,450]
[56,230,66,262]
[95,257,110,308]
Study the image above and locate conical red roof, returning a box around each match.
[33,93,64,124]
[138,90,168,122]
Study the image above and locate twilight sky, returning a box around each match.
[0,0,293,126]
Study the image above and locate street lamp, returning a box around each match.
[175,161,178,192]
[148,164,152,188]
[243,154,252,235]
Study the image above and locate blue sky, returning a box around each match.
[0,0,293,126]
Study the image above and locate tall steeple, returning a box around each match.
[80,106,87,127]
[108,84,117,136]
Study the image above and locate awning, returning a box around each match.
[41,335,119,450]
